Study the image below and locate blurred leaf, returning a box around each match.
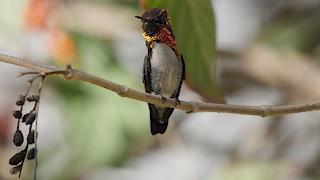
[49,28,77,66]
[259,13,320,54]
[0,1,25,44]
[142,0,225,103]
[214,161,283,180]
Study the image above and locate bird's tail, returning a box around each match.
[148,104,174,135]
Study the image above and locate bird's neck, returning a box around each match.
[143,27,177,49]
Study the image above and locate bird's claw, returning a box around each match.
[160,96,167,104]
[174,98,181,106]
[154,93,167,104]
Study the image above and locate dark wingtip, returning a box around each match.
[149,105,170,135]
[151,130,157,136]
[150,116,169,135]
[151,123,167,135]
[150,108,169,135]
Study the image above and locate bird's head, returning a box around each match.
[135,8,173,43]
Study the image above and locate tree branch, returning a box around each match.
[1,53,320,117]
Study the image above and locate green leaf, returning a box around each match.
[142,0,225,103]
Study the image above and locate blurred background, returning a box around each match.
[1,0,320,179]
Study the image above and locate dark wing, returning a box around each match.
[143,55,152,93]
[143,42,153,93]
[171,52,185,98]
[181,54,186,80]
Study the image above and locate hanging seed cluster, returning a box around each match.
[9,75,44,179]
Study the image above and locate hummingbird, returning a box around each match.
[136,8,185,135]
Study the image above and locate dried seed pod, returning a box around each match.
[22,113,29,123]
[9,164,22,175]
[12,111,22,119]
[9,150,26,165]
[13,130,24,146]
[25,113,36,125]
[15,95,26,106]
[27,95,39,102]
[16,100,24,106]
[27,148,37,160]
[27,130,37,144]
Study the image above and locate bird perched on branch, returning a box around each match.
[136,8,185,135]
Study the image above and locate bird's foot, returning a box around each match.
[160,96,167,104]
[154,93,167,104]
[173,98,181,107]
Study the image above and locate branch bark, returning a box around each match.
[1,53,320,117]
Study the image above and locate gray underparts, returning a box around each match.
[150,42,183,97]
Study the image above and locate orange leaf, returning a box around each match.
[23,0,50,30]
[48,28,77,66]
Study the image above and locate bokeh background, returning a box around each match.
[1,0,320,179]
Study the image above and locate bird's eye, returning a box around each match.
[156,18,166,24]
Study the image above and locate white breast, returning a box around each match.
[150,43,183,97]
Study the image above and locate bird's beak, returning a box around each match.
[135,16,149,22]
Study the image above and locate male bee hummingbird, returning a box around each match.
[136,8,185,135]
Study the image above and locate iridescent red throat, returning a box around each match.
[143,27,177,49]
[157,27,176,49]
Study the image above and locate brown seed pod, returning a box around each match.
[27,95,39,102]
[16,95,26,106]
[25,113,36,125]
[9,164,22,175]
[13,130,24,146]
[22,113,29,123]
[12,110,22,119]
[27,148,37,160]
[9,150,26,165]
[27,130,37,144]
[16,100,24,106]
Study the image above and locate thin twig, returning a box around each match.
[1,53,320,117]
[18,72,39,77]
